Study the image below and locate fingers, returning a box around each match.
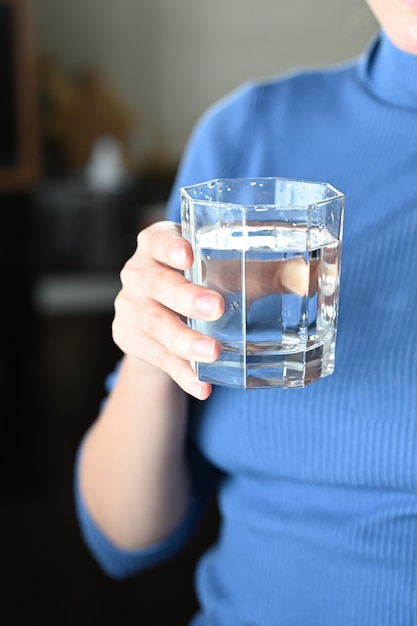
[113,295,220,399]
[127,222,224,320]
[129,336,214,400]
[114,293,220,362]
[113,220,225,399]
[117,327,214,400]
[280,257,310,297]
[137,221,192,270]
[120,256,224,322]
[280,257,338,298]
[205,255,336,301]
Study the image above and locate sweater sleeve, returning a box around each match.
[73,365,220,579]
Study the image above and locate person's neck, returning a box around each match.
[359,31,417,109]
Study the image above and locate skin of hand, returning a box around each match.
[203,255,321,303]
[78,221,226,549]
[112,220,225,400]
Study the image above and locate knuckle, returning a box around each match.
[154,346,171,372]
[170,279,190,304]
[136,230,147,254]
[142,306,164,336]
[113,290,129,320]
[111,318,126,351]
[111,317,119,341]
[119,260,138,290]
[146,266,169,298]
[172,325,192,355]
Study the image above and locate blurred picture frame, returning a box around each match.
[0,0,40,192]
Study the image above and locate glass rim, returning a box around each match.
[180,176,344,210]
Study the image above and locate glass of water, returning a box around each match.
[180,177,344,389]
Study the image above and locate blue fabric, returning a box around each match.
[75,31,417,625]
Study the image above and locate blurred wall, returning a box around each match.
[33,0,378,166]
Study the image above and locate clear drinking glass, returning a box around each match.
[180,177,344,389]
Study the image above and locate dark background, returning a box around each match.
[0,187,220,626]
[0,2,218,623]
[0,5,16,167]
[0,217,218,625]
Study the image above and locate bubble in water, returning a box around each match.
[230,301,240,310]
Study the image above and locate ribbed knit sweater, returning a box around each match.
[75,32,417,625]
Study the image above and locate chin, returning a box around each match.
[387,23,417,55]
[398,35,417,55]
[400,0,417,7]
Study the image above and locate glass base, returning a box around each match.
[194,335,336,390]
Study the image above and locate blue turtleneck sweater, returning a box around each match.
[75,32,417,625]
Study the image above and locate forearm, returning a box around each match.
[78,355,190,551]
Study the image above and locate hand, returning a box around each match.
[112,221,225,400]
[203,256,322,303]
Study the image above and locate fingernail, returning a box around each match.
[195,294,220,317]
[193,337,216,359]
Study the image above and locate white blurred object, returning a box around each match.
[34,274,121,314]
[85,135,130,193]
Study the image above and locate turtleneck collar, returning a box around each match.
[358,30,417,110]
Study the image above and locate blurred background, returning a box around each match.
[1,1,377,624]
